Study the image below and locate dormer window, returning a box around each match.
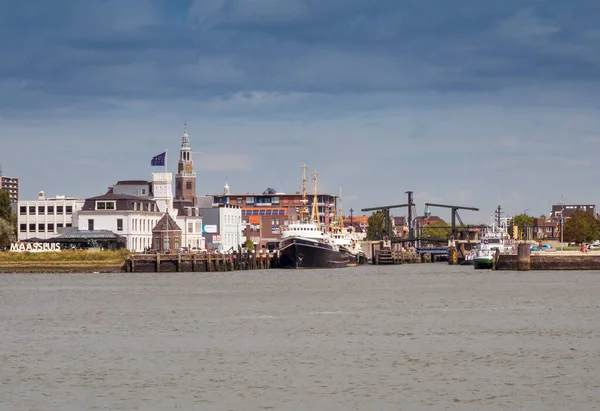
[96,201,116,210]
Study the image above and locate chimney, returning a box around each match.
[38,191,45,201]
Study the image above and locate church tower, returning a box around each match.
[175,124,197,206]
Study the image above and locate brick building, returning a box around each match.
[211,185,337,247]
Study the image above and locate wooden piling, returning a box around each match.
[517,243,531,271]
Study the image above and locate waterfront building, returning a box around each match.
[0,174,19,204]
[152,213,183,252]
[74,192,163,252]
[17,192,84,240]
[111,180,152,198]
[210,183,338,248]
[198,196,244,252]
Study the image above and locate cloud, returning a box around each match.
[195,154,255,172]
[2,0,600,116]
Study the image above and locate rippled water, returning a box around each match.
[1,265,600,410]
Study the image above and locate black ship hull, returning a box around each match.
[278,237,350,269]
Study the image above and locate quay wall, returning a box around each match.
[497,253,600,271]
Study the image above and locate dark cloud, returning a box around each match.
[0,0,599,112]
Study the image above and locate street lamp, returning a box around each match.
[349,208,354,226]
[524,209,530,241]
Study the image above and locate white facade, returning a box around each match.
[152,172,173,213]
[220,206,244,251]
[200,203,244,252]
[175,211,205,251]
[75,209,163,252]
[17,194,84,240]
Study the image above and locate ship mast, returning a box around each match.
[338,187,344,230]
[300,164,308,222]
[311,170,319,226]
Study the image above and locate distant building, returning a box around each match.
[0,174,19,203]
[550,204,596,221]
[533,216,558,239]
[17,192,84,240]
[110,180,152,198]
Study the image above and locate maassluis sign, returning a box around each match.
[10,242,62,252]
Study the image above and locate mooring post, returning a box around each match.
[156,253,161,272]
[129,257,135,273]
[192,254,197,272]
[517,243,531,271]
[177,253,181,272]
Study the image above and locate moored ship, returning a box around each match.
[276,165,350,269]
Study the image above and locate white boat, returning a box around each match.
[329,226,368,266]
[472,206,516,269]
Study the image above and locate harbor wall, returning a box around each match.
[497,253,600,271]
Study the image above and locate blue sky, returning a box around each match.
[1,0,599,223]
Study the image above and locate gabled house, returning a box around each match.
[152,213,182,252]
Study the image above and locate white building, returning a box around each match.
[199,196,244,252]
[75,193,163,252]
[17,192,84,240]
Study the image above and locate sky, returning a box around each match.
[1,0,599,224]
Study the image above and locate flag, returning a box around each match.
[151,152,166,166]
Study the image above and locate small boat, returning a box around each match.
[473,206,515,269]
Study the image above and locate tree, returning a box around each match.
[0,190,16,246]
[0,190,13,222]
[511,213,535,228]
[422,219,452,240]
[366,211,386,240]
[0,218,16,248]
[244,238,254,251]
[563,209,600,244]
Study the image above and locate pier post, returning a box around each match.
[177,253,181,272]
[517,243,531,271]
[192,254,197,272]
[156,253,161,272]
[448,246,456,265]
[129,257,135,273]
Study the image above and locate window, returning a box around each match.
[246,196,254,204]
[117,219,123,231]
[29,206,35,214]
[66,223,72,228]
[273,196,280,205]
[142,189,146,195]
[47,206,54,213]
[20,224,26,232]
[38,206,45,214]
[188,222,193,233]
[164,237,170,250]
[57,206,64,213]
[66,206,73,213]
[177,181,181,191]
[186,181,192,190]
[96,201,116,210]
[38,223,45,231]
[47,223,54,232]
[20,206,26,215]
[175,237,180,248]
[237,197,243,204]
[57,223,64,229]
[88,219,94,230]
[154,238,160,249]
[29,223,35,231]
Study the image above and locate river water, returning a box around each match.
[1,265,599,410]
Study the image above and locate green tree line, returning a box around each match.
[0,190,17,248]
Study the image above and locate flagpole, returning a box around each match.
[165,149,169,252]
